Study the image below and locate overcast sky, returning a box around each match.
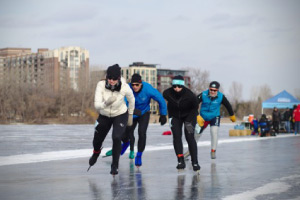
[1,0,299,100]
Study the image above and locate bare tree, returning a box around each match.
[249,84,273,117]
[185,67,210,94]
[228,81,243,110]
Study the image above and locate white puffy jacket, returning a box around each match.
[94,78,135,117]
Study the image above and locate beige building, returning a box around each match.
[0,46,89,93]
[121,62,159,113]
[121,62,157,87]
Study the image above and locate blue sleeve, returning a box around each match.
[124,83,130,106]
[149,84,167,116]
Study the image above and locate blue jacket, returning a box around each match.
[200,90,223,121]
[127,82,167,118]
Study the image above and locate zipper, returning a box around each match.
[109,91,114,117]
[169,95,182,118]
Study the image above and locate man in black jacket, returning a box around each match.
[272,107,281,135]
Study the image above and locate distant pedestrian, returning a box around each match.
[293,104,300,135]
[259,114,270,137]
[283,108,291,133]
[290,105,297,132]
[272,107,281,135]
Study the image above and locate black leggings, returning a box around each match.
[93,112,128,167]
[123,112,150,152]
[171,117,198,164]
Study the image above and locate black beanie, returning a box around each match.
[106,64,121,79]
[209,81,220,89]
[131,73,142,83]
[173,75,184,81]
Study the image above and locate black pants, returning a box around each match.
[273,121,279,134]
[123,112,150,152]
[93,112,128,167]
[171,117,198,164]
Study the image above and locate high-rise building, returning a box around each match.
[0,46,89,93]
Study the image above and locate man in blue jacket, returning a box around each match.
[105,73,167,167]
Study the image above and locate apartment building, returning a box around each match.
[157,68,190,93]
[0,46,89,93]
[120,62,158,113]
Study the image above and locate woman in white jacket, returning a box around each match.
[88,64,135,175]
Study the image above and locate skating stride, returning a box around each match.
[184,81,236,159]
[163,75,201,173]
[87,64,135,175]
[104,73,167,168]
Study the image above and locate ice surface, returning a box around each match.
[0,123,300,200]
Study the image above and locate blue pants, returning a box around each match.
[295,121,300,134]
[284,121,290,133]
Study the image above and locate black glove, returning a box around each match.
[159,115,167,125]
[133,109,142,116]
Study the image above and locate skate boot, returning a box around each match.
[135,152,143,167]
[183,151,190,161]
[120,141,130,155]
[105,149,112,157]
[176,155,186,170]
[211,149,216,159]
[105,141,130,157]
[129,150,134,159]
[87,148,102,171]
[192,162,201,172]
[110,164,118,175]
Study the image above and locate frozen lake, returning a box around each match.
[0,123,300,200]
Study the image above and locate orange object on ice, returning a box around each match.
[162,130,172,135]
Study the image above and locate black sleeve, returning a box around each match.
[163,89,169,101]
[196,93,203,104]
[221,95,234,116]
[186,91,199,122]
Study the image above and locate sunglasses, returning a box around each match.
[107,76,118,81]
[132,83,141,87]
[172,85,183,88]
[209,89,218,92]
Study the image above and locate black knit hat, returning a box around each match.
[131,73,142,83]
[173,75,184,81]
[209,81,220,89]
[106,64,121,79]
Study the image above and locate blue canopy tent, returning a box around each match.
[262,90,300,114]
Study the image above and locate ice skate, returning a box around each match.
[192,163,201,174]
[120,141,130,155]
[103,149,112,158]
[211,149,216,159]
[183,151,190,161]
[135,152,142,167]
[176,156,186,172]
[110,164,118,176]
[129,150,134,159]
[87,148,102,171]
